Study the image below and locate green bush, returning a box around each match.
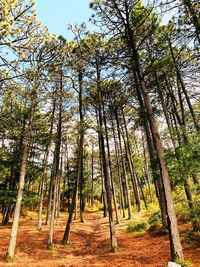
[127,221,147,233]
[148,211,162,229]
[189,199,200,231]
[175,202,190,223]
[85,199,103,212]
[22,196,39,208]
[0,189,17,205]
[176,259,192,267]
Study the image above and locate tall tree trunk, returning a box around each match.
[62,128,84,244]
[134,70,168,228]
[142,134,153,203]
[168,37,199,132]
[95,66,117,251]
[121,108,141,211]
[115,109,132,219]
[47,85,62,249]
[128,35,183,261]
[62,70,84,244]
[102,101,119,224]
[96,107,108,217]
[80,164,84,223]
[164,75,185,144]
[37,100,55,231]
[111,114,126,218]
[155,73,177,150]
[91,144,94,207]
[5,95,36,262]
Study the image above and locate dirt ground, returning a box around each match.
[0,211,199,267]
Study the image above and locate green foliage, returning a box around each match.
[22,194,39,208]
[173,187,200,228]
[0,189,39,208]
[127,221,148,233]
[189,199,200,231]
[0,189,17,205]
[166,136,200,187]
[174,202,190,223]
[176,259,192,267]
[85,200,103,212]
[148,211,162,230]
[144,202,160,217]
[181,230,200,247]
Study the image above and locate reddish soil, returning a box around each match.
[0,211,199,267]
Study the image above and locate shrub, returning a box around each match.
[22,196,39,208]
[188,199,200,231]
[148,211,162,229]
[85,199,103,212]
[127,221,147,233]
[176,259,192,267]
[175,202,190,223]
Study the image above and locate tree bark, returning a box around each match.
[62,70,84,244]
[129,38,183,260]
[37,100,55,231]
[115,109,132,219]
[95,65,117,251]
[47,85,62,249]
[168,37,199,132]
[102,101,120,224]
[121,108,141,211]
[5,96,36,262]
[111,114,126,218]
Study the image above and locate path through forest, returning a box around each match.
[0,211,199,267]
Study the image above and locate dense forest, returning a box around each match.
[0,0,199,266]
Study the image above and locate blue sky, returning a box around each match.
[36,0,94,39]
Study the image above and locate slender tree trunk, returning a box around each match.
[121,108,141,211]
[62,70,84,244]
[168,37,199,131]
[98,105,117,250]
[46,169,54,225]
[111,115,126,218]
[142,134,153,202]
[62,131,84,244]
[5,96,36,262]
[96,66,117,251]
[47,176,58,249]
[134,71,168,228]
[96,108,108,217]
[37,100,55,231]
[102,101,119,224]
[115,109,132,219]
[184,181,194,209]
[80,165,84,223]
[91,144,94,207]
[129,36,183,260]
[74,185,78,220]
[47,87,62,249]
[165,76,184,144]
[155,73,177,150]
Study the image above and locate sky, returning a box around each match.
[36,0,95,39]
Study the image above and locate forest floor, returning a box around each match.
[0,210,199,267]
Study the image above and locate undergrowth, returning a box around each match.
[126,221,148,236]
